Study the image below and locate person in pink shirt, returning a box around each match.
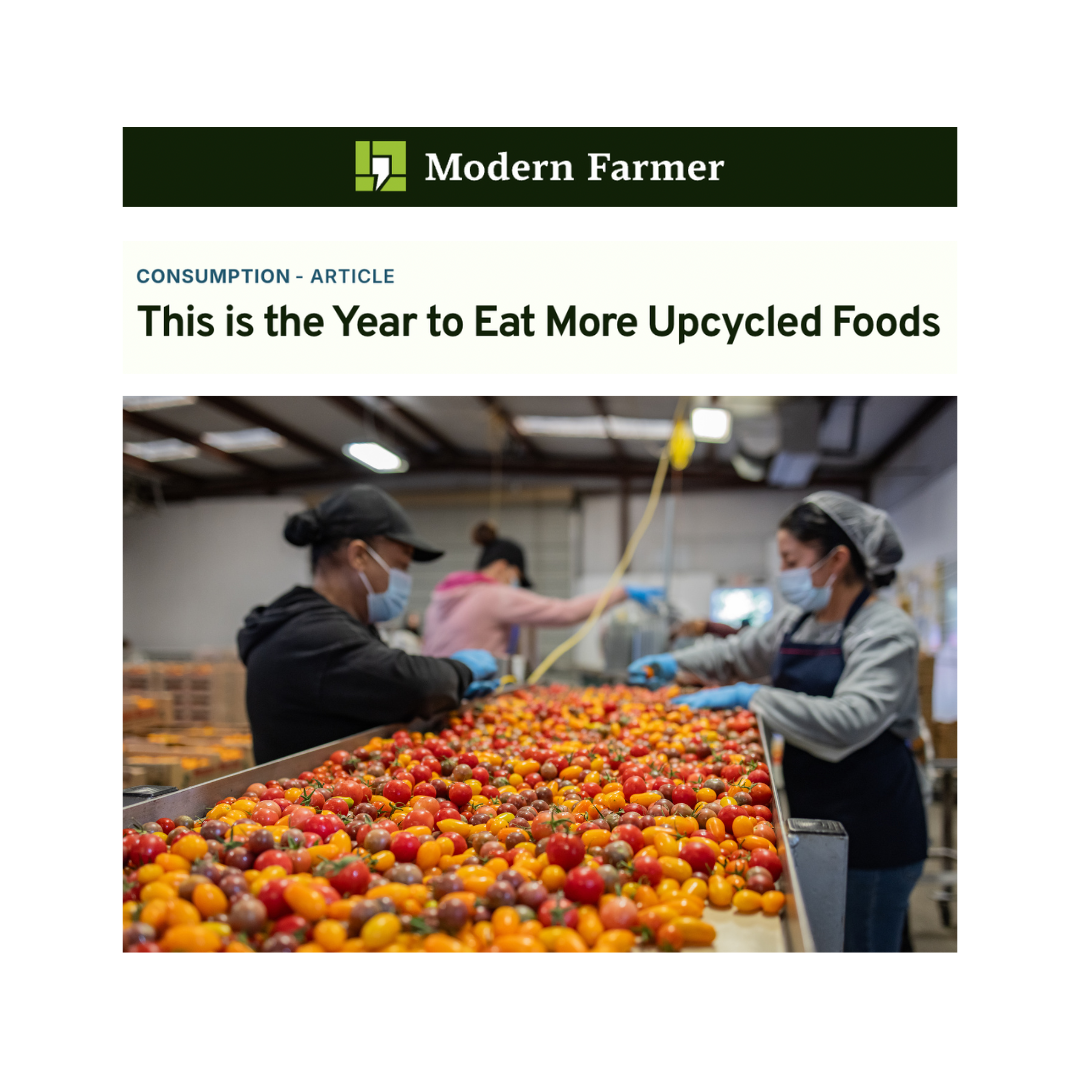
[423,522,663,658]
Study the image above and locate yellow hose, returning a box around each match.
[526,397,690,685]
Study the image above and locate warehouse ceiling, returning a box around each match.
[122,395,955,503]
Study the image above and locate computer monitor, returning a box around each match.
[710,586,773,628]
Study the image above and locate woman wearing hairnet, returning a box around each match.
[629,492,928,952]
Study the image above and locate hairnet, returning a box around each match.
[799,491,904,575]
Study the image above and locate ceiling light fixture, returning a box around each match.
[690,407,732,443]
[343,442,408,473]
[201,427,286,453]
[514,415,674,441]
[123,439,199,462]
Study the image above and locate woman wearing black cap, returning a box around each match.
[237,485,497,764]
[422,521,662,659]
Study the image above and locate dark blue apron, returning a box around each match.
[770,589,927,869]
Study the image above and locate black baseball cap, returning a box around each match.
[284,485,444,561]
[476,537,532,588]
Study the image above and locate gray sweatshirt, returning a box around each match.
[671,599,921,763]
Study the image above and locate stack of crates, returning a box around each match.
[123,661,249,727]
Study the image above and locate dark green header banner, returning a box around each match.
[123,127,956,208]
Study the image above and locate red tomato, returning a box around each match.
[383,779,413,804]
[155,818,176,835]
[622,775,647,797]
[538,897,579,928]
[399,809,435,831]
[444,831,468,855]
[679,839,716,875]
[747,768,771,785]
[631,854,663,887]
[546,833,585,870]
[671,784,697,807]
[258,879,291,920]
[435,803,463,822]
[304,815,337,840]
[254,849,293,873]
[750,783,773,805]
[448,783,473,807]
[325,857,371,896]
[389,831,422,863]
[329,750,351,765]
[748,848,783,881]
[130,834,166,867]
[610,823,645,852]
[564,865,604,905]
[273,914,310,938]
[335,779,371,803]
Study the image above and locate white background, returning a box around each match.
[7,0,1074,1075]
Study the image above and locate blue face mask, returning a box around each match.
[358,545,412,623]
[778,549,838,612]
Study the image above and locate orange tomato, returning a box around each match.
[761,890,786,915]
[191,882,228,918]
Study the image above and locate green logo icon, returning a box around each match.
[355,140,406,192]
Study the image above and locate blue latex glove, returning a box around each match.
[673,683,760,710]
[625,585,666,609]
[464,677,502,699]
[627,653,678,688]
[450,649,498,681]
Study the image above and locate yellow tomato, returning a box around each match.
[658,856,692,882]
[160,924,222,952]
[732,888,763,914]
[361,912,402,949]
[708,876,735,907]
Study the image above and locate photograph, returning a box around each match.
[122,394,957,954]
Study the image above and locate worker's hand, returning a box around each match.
[450,649,498,681]
[673,683,760,710]
[464,677,501,699]
[625,585,666,609]
[671,618,708,640]
[627,653,678,688]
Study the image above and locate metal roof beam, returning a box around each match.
[479,397,543,457]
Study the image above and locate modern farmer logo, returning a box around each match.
[425,150,725,183]
[355,141,406,192]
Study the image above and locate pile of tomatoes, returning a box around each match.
[123,684,786,952]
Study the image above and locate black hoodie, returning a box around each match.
[237,586,471,764]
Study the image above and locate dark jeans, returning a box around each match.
[844,861,924,952]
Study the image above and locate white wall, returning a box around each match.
[886,464,957,569]
[124,496,308,653]
[123,491,578,661]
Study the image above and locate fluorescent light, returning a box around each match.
[202,427,286,453]
[124,439,199,462]
[767,451,821,488]
[691,407,732,443]
[343,441,408,473]
[122,396,196,411]
[515,415,608,438]
[514,415,674,441]
[605,417,674,441]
